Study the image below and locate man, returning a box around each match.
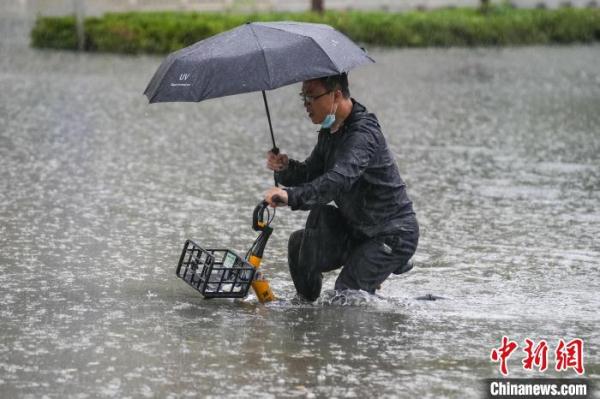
[264,73,418,302]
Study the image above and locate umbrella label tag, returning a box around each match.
[171,73,192,87]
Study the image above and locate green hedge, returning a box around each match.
[31,7,600,53]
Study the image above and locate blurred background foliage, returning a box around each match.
[31,6,600,53]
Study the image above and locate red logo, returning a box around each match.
[491,337,585,376]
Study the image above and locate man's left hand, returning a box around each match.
[264,187,288,208]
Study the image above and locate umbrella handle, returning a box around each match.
[270,147,280,187]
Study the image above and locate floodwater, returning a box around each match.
[1,7,600,399]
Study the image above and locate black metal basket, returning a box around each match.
[176,240,256,298]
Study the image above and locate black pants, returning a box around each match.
[288,205,419,301]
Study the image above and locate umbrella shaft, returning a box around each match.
[262,91,278,153]
[262,91,279,187]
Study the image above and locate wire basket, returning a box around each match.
[176,240,256,298]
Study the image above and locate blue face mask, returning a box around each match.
[321,113,336,129]
[321,97,337,130]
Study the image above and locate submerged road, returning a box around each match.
[1,4,600,398]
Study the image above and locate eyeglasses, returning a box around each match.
[299,90,331,104]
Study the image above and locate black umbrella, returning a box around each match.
[144,21,374,155]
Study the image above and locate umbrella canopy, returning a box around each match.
[143,21,374,103]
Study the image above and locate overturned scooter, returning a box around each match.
[175,200,276,303]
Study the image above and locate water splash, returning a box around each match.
[317,289,387,307]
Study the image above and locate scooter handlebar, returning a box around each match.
[252,200,269,231]
[272,194,285,206]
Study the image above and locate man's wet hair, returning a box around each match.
[318,73,350,98]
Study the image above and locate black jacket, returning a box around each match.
[277,99,417,238]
